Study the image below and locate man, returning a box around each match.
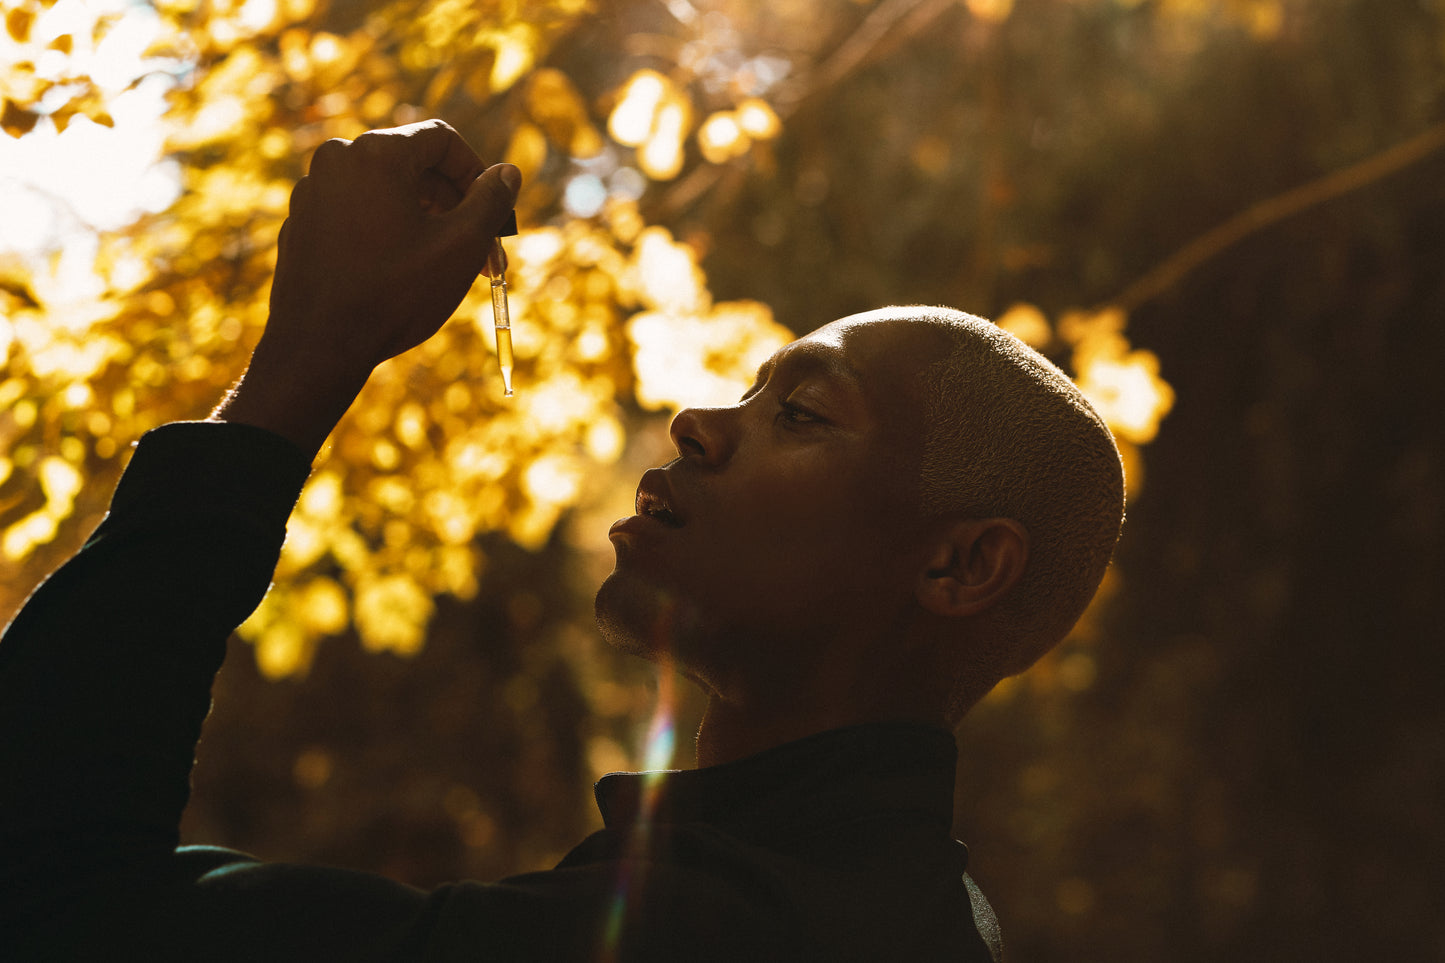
[0,121,1123,961]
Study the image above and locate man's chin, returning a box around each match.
[594,571,693,663]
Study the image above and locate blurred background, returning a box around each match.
[3,0,1443,959]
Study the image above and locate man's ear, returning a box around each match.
[915,517,1029,618]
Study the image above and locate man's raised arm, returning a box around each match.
[216,121,521,455]
[0,120,520,951]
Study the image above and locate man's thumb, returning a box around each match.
[495,163,522,197]
[455,163,521,239]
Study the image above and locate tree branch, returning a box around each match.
[774,0,953,117]
[648,0,954,222]
[1107,118,1445,314]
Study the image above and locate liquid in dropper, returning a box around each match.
[488,233,514,397]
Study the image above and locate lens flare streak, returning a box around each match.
[598,668,676,961]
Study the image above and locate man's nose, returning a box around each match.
[668,406,733,467]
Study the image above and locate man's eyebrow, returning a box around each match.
[747,343,862,393]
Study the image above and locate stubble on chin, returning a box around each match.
[594,572,688,664]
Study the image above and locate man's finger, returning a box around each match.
[431,163,521,278]
[449,163,522,241]
[276,217,293,258]
[379,119,486,193]
[419,168,465,214]
[307,137,352,175]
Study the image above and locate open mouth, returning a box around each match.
[636,487,683,527]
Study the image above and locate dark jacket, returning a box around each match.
[0,422,1003,962]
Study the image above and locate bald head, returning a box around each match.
[860,306,1123,715]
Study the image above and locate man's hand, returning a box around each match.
[214,119,521,457]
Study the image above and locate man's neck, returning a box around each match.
[693,693,948,769]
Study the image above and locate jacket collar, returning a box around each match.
[593,722,958,846]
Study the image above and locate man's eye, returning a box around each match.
[778,402,820,425]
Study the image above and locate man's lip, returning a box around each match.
[609,513,674,539]
[634,467,684,527]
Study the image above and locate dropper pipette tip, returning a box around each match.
[490,211,519,397]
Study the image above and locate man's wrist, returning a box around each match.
[210,333,373,459]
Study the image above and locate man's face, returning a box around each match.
[595,311,951,694]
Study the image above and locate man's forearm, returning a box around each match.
[210,331,372,461]
[0,423,310,901]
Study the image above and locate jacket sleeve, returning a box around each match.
[0,421,311,924]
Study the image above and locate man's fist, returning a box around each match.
[214,120,521,457]
[267,119,521,373]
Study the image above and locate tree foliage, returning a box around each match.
[3,0,1170,675]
